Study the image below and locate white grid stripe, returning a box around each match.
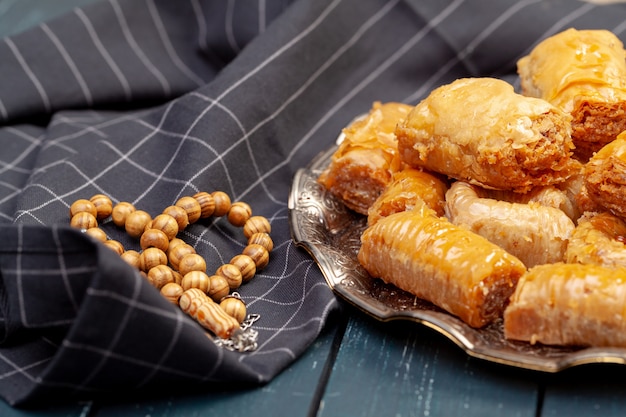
[403,0,539,104]
[52,226,80,313]
[74,7,133,101]
[225,0,241,54]
[4,37,51,113]
[146,0,206,87]
[75,273,143,389]
[109,0,171,96]
[0,96,8,120]
[41,22,94,106]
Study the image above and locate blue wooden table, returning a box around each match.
[2,2,626,416]
[1,303,625,416]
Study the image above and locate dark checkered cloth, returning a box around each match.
[1,0,624,406]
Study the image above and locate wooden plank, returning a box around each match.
[540,364,626,417]
[0,0,99,38]
[318,311,540,417]
[91,316,343,417]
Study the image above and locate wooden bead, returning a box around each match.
[168,237,186,253]
[181,270,210,293]
[139,247,167,271]
[111,202,135,227]
[89,194,113,220]
[69,199,97,219]
[248,232,273,252]
[140,228,169,251]
[103,239,125,255]
[125,210,152,239]
[175,196,201,224]
[162,205,189,231]
[243,216,271,239]
[151,214,179,240]
[179,288,209,317]
[228,202,252,227]
[178,253,207,276]
[211,191,231,217]
[220,296,247,323]
[168,243,196,271]
[242,244,269,270]
[148,264,176,289]
[215,263,243,289]
[120,250,141,269]
[160,282,184,305]
[230,254,256,282]
[172,269,184,285]
[207,274,230,302]
[70,212,98,229]
[85,227,107,242]
[193,192,215,218]
[195,298,240,339]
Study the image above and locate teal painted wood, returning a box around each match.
[318,311,540,417]
[0,0,99,38]
[91,318,342,417]
[540,364,626,417]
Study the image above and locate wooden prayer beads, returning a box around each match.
[111,201,135,227]
[68,191,273,345]
[89,194,113,220]
[70,211,97,229]
[220,294,247,324]
[207,274,230,302]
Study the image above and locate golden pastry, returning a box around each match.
[517,28,626,160]
[504,262,626,347]
[318,101,414,214]
[445,181,575,268]
[396,77,575,193]
[566,211,626,267]
[484,158,584,222]
[367,167,448,226]
[358,208,527,328]
[584,131,626,218]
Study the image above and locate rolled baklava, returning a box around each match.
[566,211,626,268]
[318,101,413,214]
[517,28,626,160]
[358,208,527,328]
[504,262,626,347]
[396,78,575,193]
[366,167,448,226]
[445,181,575,268]
[584,131,626,218]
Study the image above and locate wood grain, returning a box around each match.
[318,311,539,417]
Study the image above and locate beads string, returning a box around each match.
[69,192,273,352]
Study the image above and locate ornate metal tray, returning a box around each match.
[288,143,626,373]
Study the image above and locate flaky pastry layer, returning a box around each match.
[504,263,626,347]
[318,101,413,214]
[358,208,526,328]
[366,167,447,226]
[517,28,626,160]
[584,131,626,218]
[396,78,574,193]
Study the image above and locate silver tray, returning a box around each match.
[288,144,626,373]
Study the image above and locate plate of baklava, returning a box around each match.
[288,28,626,372]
